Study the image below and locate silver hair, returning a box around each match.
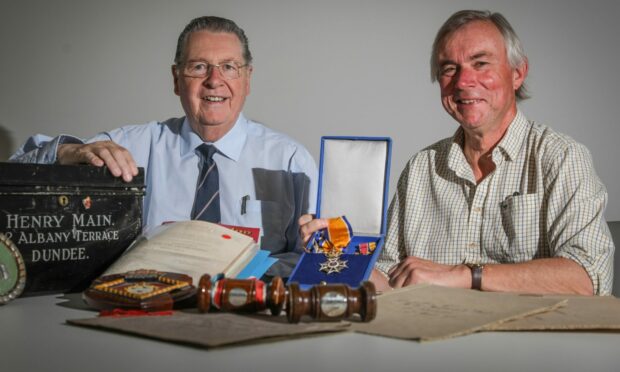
[430,10,529,101]
[174,16,252,66]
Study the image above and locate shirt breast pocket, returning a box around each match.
[498,193,543,261]
[239,200,264,230]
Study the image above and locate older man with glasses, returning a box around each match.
[11,16,318,279]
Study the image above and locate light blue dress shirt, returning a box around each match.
[11,114,318,277]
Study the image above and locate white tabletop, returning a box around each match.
[2,293,620,372]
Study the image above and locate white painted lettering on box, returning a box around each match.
[6,214,64,229]
[71,214,113,228]
[17,231,73,245]
[31,247,88,262]
[72,229,120,242]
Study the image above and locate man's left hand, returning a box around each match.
[388,256,471,289]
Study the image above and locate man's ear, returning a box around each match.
[245,65,253,95]
[171,65,180,96]
[513,58,528,91]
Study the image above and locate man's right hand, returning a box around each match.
[57,141,138,182]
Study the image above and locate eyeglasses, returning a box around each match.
[180,60,248,80]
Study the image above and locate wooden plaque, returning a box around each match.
[83,269,195,312]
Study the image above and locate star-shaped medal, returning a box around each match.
[319,257,348,274]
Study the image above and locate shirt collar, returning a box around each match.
[447,109,529,177]
[494,110,529,162]
[447,128,470,179]
[211,113,248,162]
[180,113,249,162]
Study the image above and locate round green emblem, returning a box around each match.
[0,233,26,305]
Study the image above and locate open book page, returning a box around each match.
[104,221,258,284]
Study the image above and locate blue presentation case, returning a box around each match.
[288,136,392,289]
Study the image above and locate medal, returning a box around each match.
[319,255,349,274]
[315,216,352,274]
[355,241,377,255]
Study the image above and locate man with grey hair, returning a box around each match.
[300,10,614,295]
[373,10,614,295]
[12,16,318,278]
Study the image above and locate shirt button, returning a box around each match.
[468,242,478,249]
[473,207,482,213]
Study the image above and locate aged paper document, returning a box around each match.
[487,295,620,331]
[68,312,349,348]
[351,284,565,342]
[104,221,258,283]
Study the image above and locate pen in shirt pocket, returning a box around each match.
[241,195,250,214]
[501,191,520,208]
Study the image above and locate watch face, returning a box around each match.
[466,263,484,273]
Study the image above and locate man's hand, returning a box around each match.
[57,141,138,182]
[388,256,471,289]
[369,268,393,292]
[298,214,329,244]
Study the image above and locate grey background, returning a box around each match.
[1,0,619,220]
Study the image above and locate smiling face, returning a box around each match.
[172,31,252,142]
[437,20,526,136]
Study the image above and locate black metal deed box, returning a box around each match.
[0,162,145,295]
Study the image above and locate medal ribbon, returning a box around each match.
[316,216,352,256]
[356,242,377,255]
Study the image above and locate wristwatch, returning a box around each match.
[466,263,484,290]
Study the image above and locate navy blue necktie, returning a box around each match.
[191,144,221,223]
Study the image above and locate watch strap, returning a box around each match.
[467,264,484,290]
